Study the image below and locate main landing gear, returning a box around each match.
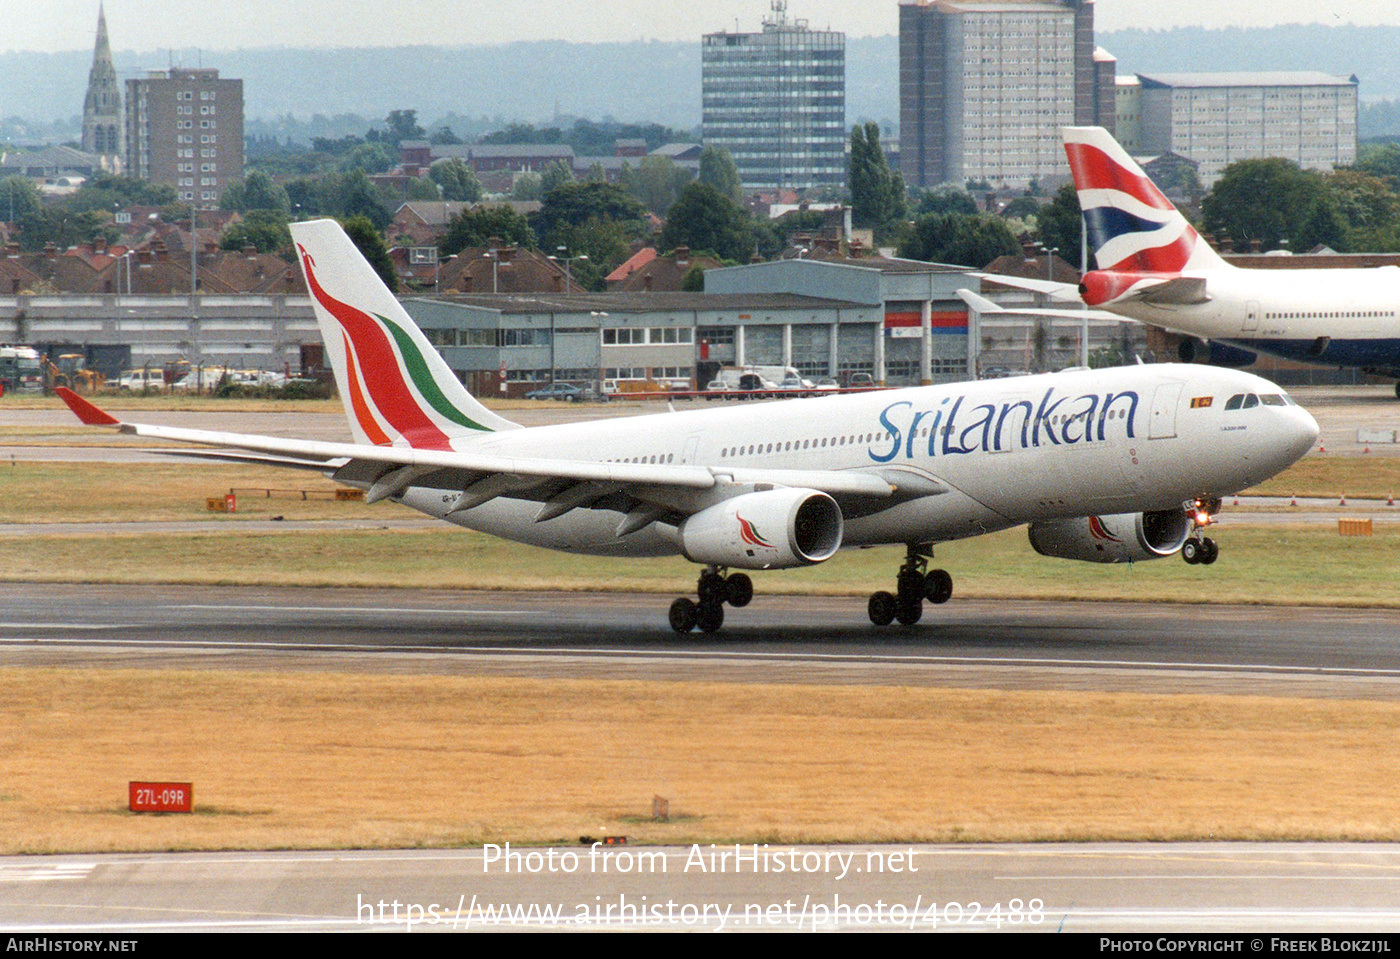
[670,566,753,634]
[868,544,953,627]
[1182,497,1220,566]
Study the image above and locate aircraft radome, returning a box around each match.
[58,220,1319,632]
[985,125,1400,399]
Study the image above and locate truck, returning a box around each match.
[0,347,43,395]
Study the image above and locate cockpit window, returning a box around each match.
[1242,394,1260,409]
[1260,394,1286,406]
[1225,394,1245,410]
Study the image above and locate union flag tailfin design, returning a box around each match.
[289,220,518,449]
[1062,127,1230,276]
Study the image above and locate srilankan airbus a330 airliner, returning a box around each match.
[58,220,1319,633]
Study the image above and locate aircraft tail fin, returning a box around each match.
[289,219,519,450]
[1061,127,1230,275]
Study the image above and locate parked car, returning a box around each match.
[525,383,584,402]
[118,368,168,391]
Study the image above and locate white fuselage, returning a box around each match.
[1108,267,1400,375]
[387,364,1318,559]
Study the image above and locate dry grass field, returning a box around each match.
[4,669,1400,854]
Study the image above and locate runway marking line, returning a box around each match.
[4,636,1400,681]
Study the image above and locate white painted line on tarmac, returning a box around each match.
[161,604,531,616]
[3,636,1400,680]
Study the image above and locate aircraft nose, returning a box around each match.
[1283,405,1320,464]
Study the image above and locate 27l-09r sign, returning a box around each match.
[129,781,192,813]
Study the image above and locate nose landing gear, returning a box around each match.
[669,567,753,634]
[1182,497,1221,565]
[869,544,953,627]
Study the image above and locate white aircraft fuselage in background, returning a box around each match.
[1096,267,1400,378]
[1053,126,1400,394]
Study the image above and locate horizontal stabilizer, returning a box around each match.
[971,273,1082,302]
[1133,276,1210,305]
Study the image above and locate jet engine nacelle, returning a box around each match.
[1027,508,1193,564]
[678,488,843,570]
[1178,337,1258,369]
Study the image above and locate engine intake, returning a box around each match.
[678,488,843,570]
[1027,508,1193,564]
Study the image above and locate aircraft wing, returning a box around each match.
[57,389,908,523]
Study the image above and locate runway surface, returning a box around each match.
[4,843,1400,932]
[2,582,1397,699]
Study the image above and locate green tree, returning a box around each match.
[16,208,116,252]
[382,109,425,146]
[917,188,979,217]
[220,209,292,254]
[337,171,392,231]
[512,173,543,202]
[658,182,755,264]
[899,212,1019,268]
[680,263,706,292]
[1292,197,1348,252]
[223,170,290,214]
[698,145,742,203]
[341,215,397,293]
[429,159,482,203]
[540,160,575,196]
[620,155,693,215]
[338,141,397,175]
[848,122,906,239]
[1036,185,1086,267]
[438,205,536,256]
[1202,158,1323,252]
[0,176,41,222]
[536,181,647,247]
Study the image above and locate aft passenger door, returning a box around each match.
[1242,300,1261,332]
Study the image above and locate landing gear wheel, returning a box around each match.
[1199,537,1219,565]
[924,569,953,605]
[669,597,697,634]
[1181,539,1202,565]
[897,567,925,602]
[895,598,923,626]
[697,570,726,606]
[725,573,753,608]
[696,601,725,634]
[868,591,896,627]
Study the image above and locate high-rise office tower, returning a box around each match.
[125,68,244,207]
[899,0,1114,190]
[702,1,846,192]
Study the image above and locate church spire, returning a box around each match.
[82,3,123,167]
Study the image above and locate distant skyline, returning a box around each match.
[8,1,1400,54]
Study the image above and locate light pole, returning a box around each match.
[550,246,587,292]
[483,249,498,294]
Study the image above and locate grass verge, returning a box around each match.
[2,523,1397,607]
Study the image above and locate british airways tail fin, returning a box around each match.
[1062,127,1230,275]
[289,219,518,450]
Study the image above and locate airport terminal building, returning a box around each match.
[402,258,1087,394]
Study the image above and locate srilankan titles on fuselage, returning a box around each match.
[866,382,1139,463]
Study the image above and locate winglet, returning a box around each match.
[55,387,121,426]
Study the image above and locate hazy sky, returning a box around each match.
[9,0,1400,53]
